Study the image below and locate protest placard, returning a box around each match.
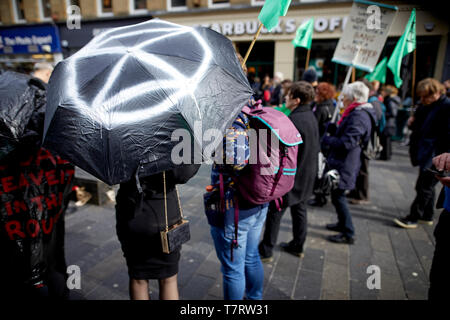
[332,0,398,72]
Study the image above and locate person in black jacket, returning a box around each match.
[394,78,450,229]
[314,82,336,138]
[380,85,401,161]
[308,82,336,207]
[115,165,199,300]
[0,68,75,299]
[259,81,320,260]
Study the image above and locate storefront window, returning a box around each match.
[98,0,113,16]
[168,0,187,11]
[209,0,230,8]
[13,0,26,23]
[133,0,147,10]
[40,0,52,19]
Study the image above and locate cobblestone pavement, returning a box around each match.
[66,142,438,300]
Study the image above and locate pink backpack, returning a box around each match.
[234,102,303,205]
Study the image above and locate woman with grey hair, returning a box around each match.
[321,81,377,244]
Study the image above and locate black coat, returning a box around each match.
[322,103,377,191]
[313,99,334,138]
[285,104,320,205]
[409,95,450,170]
[383,96,401,136]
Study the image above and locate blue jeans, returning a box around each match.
[210,205,268,300]
[331,188,355,238]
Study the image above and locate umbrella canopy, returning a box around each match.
[0,71,47,161]
[44,19,252,185]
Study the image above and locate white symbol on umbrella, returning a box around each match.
[64,20,212,127]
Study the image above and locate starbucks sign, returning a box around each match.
[192,16,349,36]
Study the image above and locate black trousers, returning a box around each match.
[348,156,369,201]
[380,133,392,160]
[259,200,307,257]
[408,169,439,221]
[429,210,449,300]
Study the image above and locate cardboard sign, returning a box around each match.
[332,0,398,72]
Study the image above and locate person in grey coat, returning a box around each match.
[322,82,377,244]
[259,81,320,260]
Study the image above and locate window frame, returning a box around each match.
[97,0,114,17]
[166,0,187,12]
[208,0,230,9]
[38,0,53,22]
[12,0,27,24]
[251,0,265,6]
[129,0,148,15]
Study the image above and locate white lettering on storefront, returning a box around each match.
[192,17,346,36]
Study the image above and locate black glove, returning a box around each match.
[326,123,337,136]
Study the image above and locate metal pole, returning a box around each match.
[331,46,362,123]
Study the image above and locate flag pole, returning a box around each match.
[242,23,264,68]
[411,48,416,104]
[331,46,362,123]
[351,68,356,83]
[305,48,311,69]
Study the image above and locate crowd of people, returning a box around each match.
[0,58,449,301]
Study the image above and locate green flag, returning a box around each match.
[365,57,388,84]
[387,8,416,88]
[292,18,314,49]
[258,0,292,32]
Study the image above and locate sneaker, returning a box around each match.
[280,242,304,258]
[418,219,433,226]
[260,255,273,263]
[393,217,418,229]
[326,223,344,232]
[327,234,355,245]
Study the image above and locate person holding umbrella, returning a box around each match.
[115,165,199,300]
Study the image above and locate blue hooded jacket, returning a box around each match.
[322,103,377,190]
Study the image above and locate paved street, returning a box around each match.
[65,142,438,300]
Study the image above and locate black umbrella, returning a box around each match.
[43,19,252,185]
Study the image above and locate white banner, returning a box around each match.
[332,0,398,72]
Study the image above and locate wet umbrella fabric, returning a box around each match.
[0,71,47,161]
[43,19,253,185]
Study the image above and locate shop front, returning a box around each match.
[160,2,449,87]
[56,16,153,58]
[0,23,62,73]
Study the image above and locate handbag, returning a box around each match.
[160,171,191,254]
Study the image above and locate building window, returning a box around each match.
[12,0,26,23]
[97,0,113,16]
[69,0,80,6]
[251,0,265,6]
[167,0,187,12]
[130,0,148,14]
[39,0,52,20]
[208,0,230,8]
